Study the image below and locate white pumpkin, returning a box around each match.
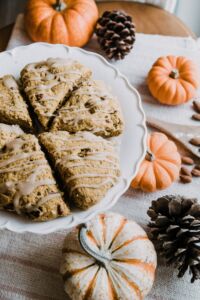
[60,212,157,300]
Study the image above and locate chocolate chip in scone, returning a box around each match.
[111,110,117,114]
[4,203,14,211]
[29,209,41,218]
[78,148,91,157]
[57,204,63,215]
[84,102,90,108]
[36,94,44,101]
[89,107,96,114]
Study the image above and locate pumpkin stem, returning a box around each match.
[79,224,111,268]
[54,0,62,11]
[145,150,154,161]
[169,69,179,79]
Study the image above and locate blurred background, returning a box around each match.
[0,0,200,37]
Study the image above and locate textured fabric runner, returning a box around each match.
[0,14,199,300]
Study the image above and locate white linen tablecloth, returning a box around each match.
[0,14,200,300]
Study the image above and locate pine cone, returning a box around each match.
[147,195,200,282]
[95,10,136,60]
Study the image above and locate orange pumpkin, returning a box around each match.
[147,55,199,105]
[25,0,98,47]
[131,132,181,192]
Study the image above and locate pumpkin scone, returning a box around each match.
[0,134,70,221]
[39,131,120,209]
[0,75,33,130]
[51,80,124,137]
[0,123,24,149]
[21,58,92,129]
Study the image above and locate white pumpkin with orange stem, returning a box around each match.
[60,212,157,300]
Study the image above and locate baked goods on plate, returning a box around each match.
[0,43,146,233]
[21,58,91,129]
[39,131,120,209]
[51,80,124,137]
[0,75,33,130]
[0,123,24,149]
[0,134,70,221]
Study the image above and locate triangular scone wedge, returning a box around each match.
[21,58,92,129]
[0,123,24,149]
[39,131,120,209]
[0,75,33,130]
[51,80,124,137]
[0,134,70,221]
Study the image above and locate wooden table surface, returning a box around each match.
[0,1,195,52]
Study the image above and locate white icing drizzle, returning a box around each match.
[36,192,61,206]
[60,105,112,113]
[0,124,24,136]
[51,131,113,145]
[63,161,119,170]
[65,173,118,184]
[59,142,114,152]
[75,85,112,99]
[42,132,119,196]
[0,159,47,174]
[3,76,18,90]
[26,61,47,72]
[59,156,118,167]
[3,137,31,152]
[0,135,59,214]
[0,152,42,168]
[69,178,116,196]
[47,57,75,68]
[24,81,58,93]
[61,151,118,161]
[13,178,56,213]
[53,81,119,133]
[22,58,86,117]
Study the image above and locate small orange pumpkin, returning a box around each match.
[25,0,98,47]
[147,55,199,105]
[131,132,181,192]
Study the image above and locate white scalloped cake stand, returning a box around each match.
[0,43,147,234]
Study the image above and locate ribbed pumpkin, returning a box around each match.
[60,212,157,300]
[25,0,98,47]
[147,55,199,105]
[131,132,181,192]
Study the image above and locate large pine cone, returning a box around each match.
[95,10,136,60]
[147,195,200,282]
